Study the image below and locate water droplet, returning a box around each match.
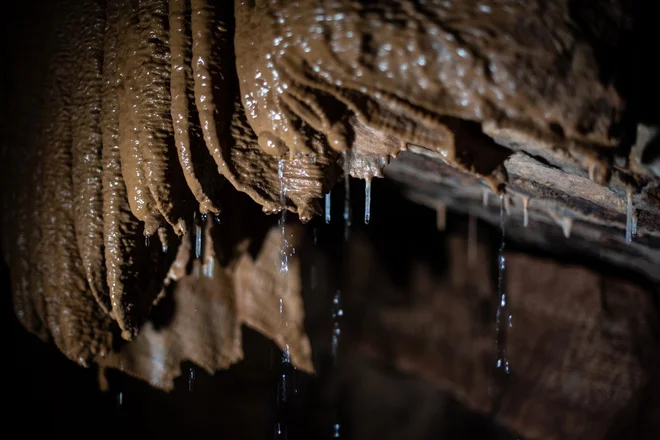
[278,159,289,273]
[482,187,489,207]
[116,391,123,408]
[342,152,352,240]
[364,180,372,224]
[626,188,633,243]
[188,367,195,392]
[495,195,511,382]
[522,196,530,228]
[325,192,331,224]
[331,290,342,362]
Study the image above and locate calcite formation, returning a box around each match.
[2,0,656,393]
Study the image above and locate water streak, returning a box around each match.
[276,159,291,439]
[626,189,633,243]
[331,290,343,361]
[331,289,343,438]
[278,159,289,273]
[188,366,195,392]
[116,391,123,408]
[495,195,511,381]
[482,188,489,208]
[364,180,371,224]
[325,192,331,224]
[342,151,351,240]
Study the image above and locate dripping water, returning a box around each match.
[144,235,150,247]
[333,151,352,438]
[494,195,511,393]
[276,159,292,439]
[325,192,331,224]
[331,289,343,438]
[279,159,289,273]
[331,290,343,361]
[364,180,372,224]
[342,151,351,240]
[188,366,195,392]
[626,189,633,243]
[116,391,123,408]
[482,188,489,208]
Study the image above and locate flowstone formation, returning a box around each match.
[2,0,658,391]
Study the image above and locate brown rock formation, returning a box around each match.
[2,0,658,410]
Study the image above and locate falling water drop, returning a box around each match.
[330,289,343,438]
[331,290,342,362]
[522,196,530,228]
[325,192,331,224]
[278,159,289,273]
[342,151,352,240]
[116,391,123,408]
[188,366,195,392]
[495,195,511,381]
[364,180,372,224]
[626,189,633,243]
[482,188,489,208]
[144,235,150,247]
